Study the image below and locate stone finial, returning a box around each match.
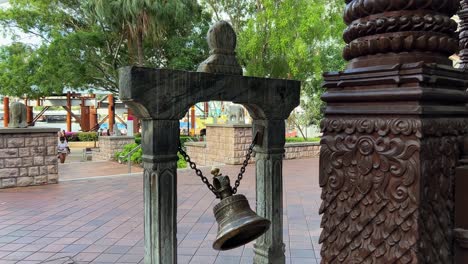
[9,102,27,128]
[197,21,243,75]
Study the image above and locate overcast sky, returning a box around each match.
[0,0,42,46]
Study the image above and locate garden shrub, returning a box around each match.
[77,132,98,142]
[64,132,98,142]
[65,132,79,142]
[115,142,186,168]
[285,137,320,143]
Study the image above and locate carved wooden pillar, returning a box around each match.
[66,92,72,132]
[460,0,468,68]
[253,119,286,264]
[89,106,97,130]
[26,106,33,126]
[108,94,115,133]
[455,137,468,263]
[320,1,467,263]
[3,97,9,127]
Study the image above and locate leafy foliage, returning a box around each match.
[77,132,98,141]
[285,137,320,143]
[115,142,187,168]
[65,131,98,141]
[114,142,142,164]
[0,0,210,96]
[88,0,207,66]
[235,0,346,126]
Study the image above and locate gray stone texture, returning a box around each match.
[185,125,320,166]
[17,176,33,186]
[7,138,24,148]
[0,129,59,189]
[92,136,135,161]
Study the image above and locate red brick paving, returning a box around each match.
[0,158,321,264]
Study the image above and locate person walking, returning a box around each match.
[57,137,69,163]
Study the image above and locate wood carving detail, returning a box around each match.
[344,0,459,24]
[343,1,459,62]
[344,13,457,43]
[459,1,468,68]
[343,32,458,61]
[319,118,461,263]
[419,135,459,263]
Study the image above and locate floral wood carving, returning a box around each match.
[344,0,459,25]
[459,0,468,68]
[343,0,459,62]
[343,33,458,61]
[343,13,457,43]
[319,118,462,263]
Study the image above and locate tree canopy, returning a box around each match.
[235,0,346,126]
[0,0,210,96]
[0,0,347,128]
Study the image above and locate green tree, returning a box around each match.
[236,0,346,127]
[202,0,256,33]
[0,0,210,96]
[90,0,202,66]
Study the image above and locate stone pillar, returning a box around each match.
[0,127,60,189]
[3,97,9,127]
[142,119,179,264]
[460,0,468,69]
[253,119,286,264]
[320,1,466,263]
[92,136,135,161]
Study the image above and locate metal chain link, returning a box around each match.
[232,142,255,194]
[178,135,257,198]
[178,143,219,198]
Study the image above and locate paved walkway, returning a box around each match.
[0,158,321,264]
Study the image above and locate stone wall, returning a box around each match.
[205,124,253,165]
[92,136,135,161]
[185,124,320,166]
[0,128,60,189]
[284,142,320,159]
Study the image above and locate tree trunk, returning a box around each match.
[136,30,144,66]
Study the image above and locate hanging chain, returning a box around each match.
[178,143,219,198]
[178,132,259,198]
[232,141,255,194]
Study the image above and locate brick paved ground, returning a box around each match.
[0,158,321,264]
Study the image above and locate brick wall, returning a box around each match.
[284,142,320,159]
[93,136,135,161]
[0,128,60,189]
[185,124,320,166]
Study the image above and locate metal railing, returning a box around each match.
[119,144,141,174]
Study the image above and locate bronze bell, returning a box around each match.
[211,169,271,251]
